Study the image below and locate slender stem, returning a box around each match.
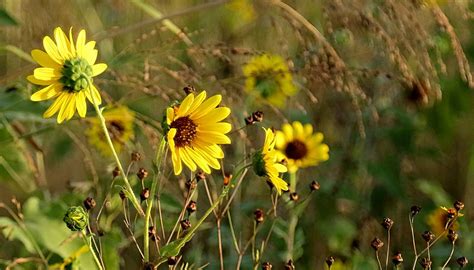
[286,172,297,261]
[385,228,391,270]
[144,139,166,261]
[92,103,144,216]
[441,242,455,269]
[375,251,383,270]
[217,219,224,270]
[227,211,240,253]
[409,215,418,270]
[81,230,104,270]
[427,242,431,270]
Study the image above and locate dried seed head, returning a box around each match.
[148,226,159,242]
[290,192,299,202]
[262,262,272,270]
[310,181,320,191]
[167,256,177,266]
[457,256,468,268]
[185,179,197,190]
[371,238,384,251]
[183,85,195,95]
[187,200,197,214]
[325,256,335,267]
[454,200,465,212]
[180,219,191,230]
[83,197,96,211]
[119,190,126,200]
[411,205,421,217]
[131,152,142,162]
[421,231,435,243]
[252,111,264,122]
[137,168,149,180]
[245,115,255,125]
[392,251,403,266]
[195,171,206,182]
[446,208,456,219]
[140,188,150,201]
[254,209,264,224]
[420,258,432,269]
[448,229,458,243]
[381,217,394,230]
[143,262,154,270]
[284,259,295,270]
[113,167,120,178]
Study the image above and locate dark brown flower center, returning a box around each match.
[285,140,308,160]
[170,116,197,147]
[107,120,125,141]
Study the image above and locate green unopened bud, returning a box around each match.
[63,206,88,231]
[252,151,266,177]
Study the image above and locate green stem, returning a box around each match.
[92,103,144,216]
[144,139,167,261]
[81,230,104,270]
[286,172,297,261]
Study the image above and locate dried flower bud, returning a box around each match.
[148,226,159,242]
[113,167,120,178]
[262,262,272,270]
[183,85,195,95]
[63,206,88,231]
[325,256,335,267]
[284,259,295,270]
[143,262,154,270]
[131,152,141,162]
[421,231,435,242]
[392,251,403,266]
[411,205,421,217]
[454,200,464,212]
[187,200,197,214]
[381,217,394,230]
[83,197,96,211]
[457,256,468,268]
[310,181,320,191]
[186,179,197,190]
[119,190,126,200]
[180,219,191,230]
[252,111,264,122]
[448,229,458,243]
[224,173,232,186]
[137,168,149,180]
[140,188,150,201]
[195,171,206,182]
[420,258,432,269]
[254,209,264,224]
[290,192,299,202]
[245,115,255,125]
[371,238,384,251]
[167,256,177,266]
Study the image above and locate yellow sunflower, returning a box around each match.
[28,27,107,123]
[166,91,231,175]
[86,106,135,156]
[275,121,329,173]
[427,207,461,236]
[252,128,289,195]
[243,54,297,108]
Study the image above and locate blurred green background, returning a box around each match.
[1,0,473,269]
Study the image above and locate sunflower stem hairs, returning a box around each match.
[28,27,107,123]
[275,121,329,173]
[165,90,232,175]
[252,128,288,195]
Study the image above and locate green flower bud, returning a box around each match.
[63,206,89,231]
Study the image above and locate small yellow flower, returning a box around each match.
[427,206,462,236]
[28,27,107,123]
[275,121,329,173]
[86,106,135,156]
[166,91,231,175]
[243,54,297,108]
[226,0,255,25]
[253,128,289,195]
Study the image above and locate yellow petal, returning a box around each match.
[189,94,221,119]
[304,123,313,137]
[92,63,107,76]
[57,93,74,123]
[187,91,207,114]
[176,93,194,118]
[27,75,56,86]
[31,49,61,68]
[166,107,175,125]
[180,148,197,171]
[197,131,231,144]
[167,128,177,151]
[193,147,220,169]
[64,94,77,121]
[30,83,61,101]
[43,92,67,118]
[76,91,87,117]
[195,107,230,124]
[172,148,182,175]
[76,30,86,58]
[42,36,63,64]
[68,27,76,55]
[273,163,288,173]
[293,121,304,139]
[275,131,286,149]
[54,27,72,60]
[34,67,61,81]
[197,122,232,134]
[282,123,293,141]
[85,85,102,105]
[185,147,211,174]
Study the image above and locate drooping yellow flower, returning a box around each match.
[427,207,462,236]
[252,128,288,195]
[166,91,231,175]
[275,121,329,173]
[28,27,107,123]
[86,106,135,156]
[243,54,297,108]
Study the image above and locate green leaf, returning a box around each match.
[0,9,18,26]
